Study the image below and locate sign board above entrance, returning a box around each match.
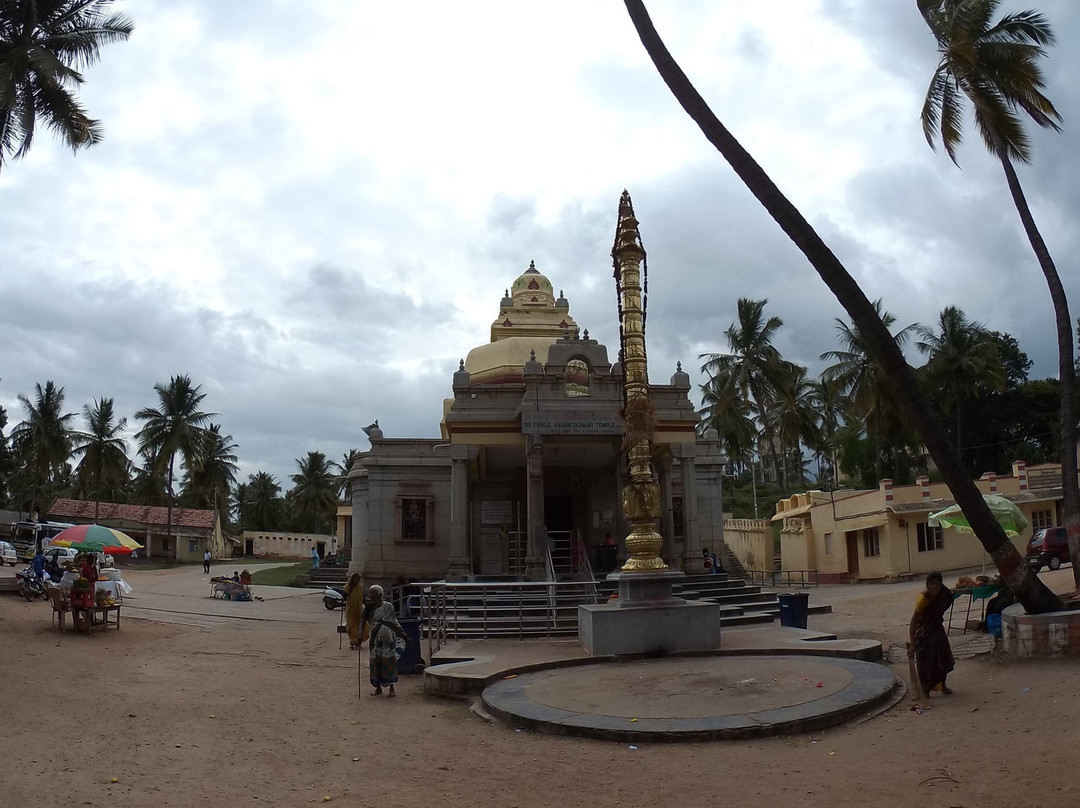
[521,412,624,436]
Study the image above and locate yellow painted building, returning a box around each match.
[771,461,1061,582]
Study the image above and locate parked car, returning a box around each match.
[41,546,80,571]
[0,540,17,566]
[1026,526,1071,571]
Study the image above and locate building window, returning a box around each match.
[863,527,880,558]
[1031,509,1053,531]
[917,522,944,552]
[401,499,426,541]
[824,532,833,555]
[394,479,435,543]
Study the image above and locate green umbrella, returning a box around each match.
[928,493,1030,538]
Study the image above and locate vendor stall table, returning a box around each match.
[70,604,121,633]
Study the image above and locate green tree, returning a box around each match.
[821,301,920,481]
[0,0,133,170]
[134,375,214,545]
[182,423,238,515]
[336,449,361,500]
[10,380,76,516]
[700,298,789,487]
[699,372,756,473]
[71,396,130,516]
[244,471,285,531]
[918,0,1080,585]
[230,481,249,532]
[622,0,1060,612]
[916,306,1004,459]
[289,451,339,533]
[0,403,14,506]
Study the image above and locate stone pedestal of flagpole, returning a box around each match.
[578,570,722,656]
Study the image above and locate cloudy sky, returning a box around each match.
[3,0,1080,491]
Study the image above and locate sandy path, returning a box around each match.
[1,565,1076,808]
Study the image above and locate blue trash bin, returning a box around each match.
[397,617,425,674]
[777,592,810,629]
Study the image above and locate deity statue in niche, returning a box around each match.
[565,358,591,398]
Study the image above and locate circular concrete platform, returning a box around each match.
[481,654,899,742]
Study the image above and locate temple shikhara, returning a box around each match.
[348,199,726,585]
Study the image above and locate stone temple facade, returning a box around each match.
[348,261,726,584]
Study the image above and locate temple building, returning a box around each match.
[348,260,727,584]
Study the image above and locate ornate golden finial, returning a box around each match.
[612,191,666,572]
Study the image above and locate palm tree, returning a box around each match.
[771,364,820,489]
[699,372,756,473]
[336,449,361,500]
[621,0,1060,612]
[231,481,249,532]
[822,301,921,480]
[918,0,1080,585]
[10,380,76,517]
[244,471,285,531]
[916,306,1004,460]
[182,423,238,515]
[807,375,845,482]
[700,298,789,487]
[71,396,130,517]
[289,451,339,534]
[0,0,133,170]
[129,448,168,505]
[134,375,214,547]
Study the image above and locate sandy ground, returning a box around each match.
[2,563,1078,808]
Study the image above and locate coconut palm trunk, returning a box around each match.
[622,0,1060,612]
[996,143,1080,588]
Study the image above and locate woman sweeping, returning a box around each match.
[344,573,368,650]
[908,570,955,697]
[367,584,409,696]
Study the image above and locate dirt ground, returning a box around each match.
[2,564,1078,808]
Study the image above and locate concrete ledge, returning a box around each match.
[1002,602,1080,658]
[578,600,722,655]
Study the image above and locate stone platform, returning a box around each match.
[480,653,897,742]
[1002,601,1080,657]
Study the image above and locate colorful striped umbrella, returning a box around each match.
[50,524,143,555]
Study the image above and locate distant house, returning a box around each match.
[46,498,233,562]
[766,461,1061,583]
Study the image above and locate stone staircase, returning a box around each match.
[299,566,349,588]
[425,572,831,641]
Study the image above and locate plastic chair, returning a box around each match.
[47,586,70,632]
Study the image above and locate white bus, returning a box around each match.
[9,521,76,561]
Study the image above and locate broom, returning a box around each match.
[906,642,926,709]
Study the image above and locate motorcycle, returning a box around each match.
[16,567,49,602]
[323,585,346,610]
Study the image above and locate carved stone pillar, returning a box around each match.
[678,445,700,570]
[657,453,675,565]
[447,444,472,580]
[525,435,547,580]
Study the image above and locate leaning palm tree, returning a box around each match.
[700,298,789,488]
[918,0,1080,584]
[0,0,133,170]
[916,306,1005,459]
[10,380,76,517]
[622,0,1060,612]
[71,396,130,518]
[134,375,214,548]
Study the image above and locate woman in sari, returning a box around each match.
[908,570,955,696]
[367,584,409,696]
[344,573,367,650]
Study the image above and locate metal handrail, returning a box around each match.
[423,579,602,655]
[743,568,819,587]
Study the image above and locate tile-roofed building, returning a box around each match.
[46,498,231,562]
